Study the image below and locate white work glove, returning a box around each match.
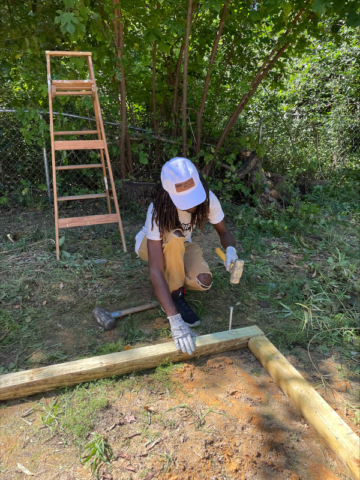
[168,313,197,356]
[225,246,238,272]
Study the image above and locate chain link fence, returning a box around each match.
[0,108,129,207]
[0,107,176,209]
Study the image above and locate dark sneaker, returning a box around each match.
[172,289,200,327]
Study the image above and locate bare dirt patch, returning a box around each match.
[0,348,357,480]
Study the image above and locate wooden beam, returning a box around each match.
[248,336,360,480]
[0,326,263,401]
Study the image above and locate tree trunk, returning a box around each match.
[152,40,159,166]
[182,0,193,157]
[172,43,184,137]
[113,0,129,176]
[195,0,229,157]
[203,3,310,174]
[162,52,175,86]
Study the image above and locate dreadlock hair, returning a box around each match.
[151,174,210,239]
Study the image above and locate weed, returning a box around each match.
[159,452,173,472]
[157,327,172,339]
[166,403,232,428]
[38,384,109,443]
[118,317,145,343]
[40,398,64,433]
[96,339,125,355]
[80,433,112,477]
[151,361,180,394]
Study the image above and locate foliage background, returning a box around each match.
[0,0,359,204]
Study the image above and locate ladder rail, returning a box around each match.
[46,53,60,260]
[46,51,127,259]
[87,55,127,252]
[88,80,111,215]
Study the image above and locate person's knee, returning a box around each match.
[173,229,185,238]
[196,273,212,290]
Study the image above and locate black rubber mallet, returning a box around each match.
[93,301,159,331]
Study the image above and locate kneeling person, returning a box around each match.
[135,157,238,355]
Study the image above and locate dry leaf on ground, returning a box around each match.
[17,463,35,476]
[124,412,136,423]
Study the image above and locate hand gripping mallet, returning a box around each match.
[93,301,159,331]
[215,248,244,285]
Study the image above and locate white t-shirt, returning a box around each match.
[135,190,224,254]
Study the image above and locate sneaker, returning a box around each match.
[172,288,200,327]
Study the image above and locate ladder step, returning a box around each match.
[54,140,105,150]
[58,214,118,228]
[58,194,107,201]
[56,164,103,170]
[46,51,92,57]
[54,91,93,96]
[52,80,94,86]
[54,131,99,136]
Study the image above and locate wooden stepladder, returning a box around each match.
[46,51,127,259]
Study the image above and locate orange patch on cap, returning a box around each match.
[175,177,195,192]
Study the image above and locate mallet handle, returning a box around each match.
[215,247,226,262]
[111,301,159,319]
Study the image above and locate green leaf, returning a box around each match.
[59,236,66,247]
[312,0,327,16]
[139,151,149,165]
[158,42,171,55]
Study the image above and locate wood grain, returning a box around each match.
[58,213,118,228]
[53,131,98,136]
[54,140,105,150]
[57,193,107,202]
[0,326,263,401]
[248,335,360,480]
[55,164,102,170]
[46,51,92,56]
[55,91,93,96]
[53,80,94,85]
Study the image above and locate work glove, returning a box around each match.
[168,313,197,356]
[225,246,238,272]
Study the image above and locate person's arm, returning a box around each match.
[147,238,178,316]
[213,219,238,272]
[213,219,236,249]
[147,238,196,356]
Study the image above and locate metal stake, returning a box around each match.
[229,306,233,333]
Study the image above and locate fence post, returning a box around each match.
[39,112,52,203]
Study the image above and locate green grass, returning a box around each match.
[0,182,359,392]
[38,382,110,443]
[96,339,125,355]
[80,433,113,478]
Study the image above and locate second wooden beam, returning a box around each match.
[249,335,360,480]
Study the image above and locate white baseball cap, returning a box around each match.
[161,157,206,210]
